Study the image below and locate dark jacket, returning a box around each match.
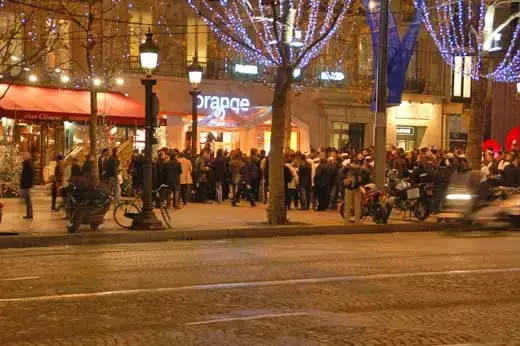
[164,158,182,188]
[131,155,145,188]
[239,162,254,184]
[21,159,34,189]
[502,164,519,187]
[98,156,106,179]
[82,160,95,176]
[343,165,363,190]
[211,156,227,182]
[105,156,119,178]
[71,164,82,178]
[155,159,166,186]
[298,162,312,188]
[314,163,332,187]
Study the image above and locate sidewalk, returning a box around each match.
[0,192,444,248]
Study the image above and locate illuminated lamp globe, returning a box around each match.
[188,56,203,89]
[139,30,159,73]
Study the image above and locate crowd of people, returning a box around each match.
[17,141,520,222]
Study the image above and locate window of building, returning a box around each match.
[330,122,364,151]
[47,19,71,71]
[452,56,472,99]
[358,34,373,77]
[129,10,153,59]
[0,12,22,74]
[187,16,208,64]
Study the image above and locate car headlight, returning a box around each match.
[446,193,472,201]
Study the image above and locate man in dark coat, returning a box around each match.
[165,152,183,209]
[298,156,312,210]
[232,156,256,207]
[70,158,82,178]
[129,149,145,191]
[20,152,34,219]
[314,158,332,211]
[211,149,227,203]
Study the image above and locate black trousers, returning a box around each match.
[286,188,297,210]
[233,182,255,206]
[51,182,59,210]
[317,186,329,211]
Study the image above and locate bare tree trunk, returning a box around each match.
[267,67,292,225]
[467,77,488,170]
[284,103,292,152]
[86,8,98,181]
[89,89,99,181]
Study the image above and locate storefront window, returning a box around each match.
[396,126,417,151]
[330,122,365,151]
[0,117,15,144]
[47,19,71,71]
[263,130,298,153]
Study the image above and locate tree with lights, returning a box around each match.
[188,0,352,224]
[0,1,61,99]
[415,0,520,167]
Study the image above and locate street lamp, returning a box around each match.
[130,29,163,230]
[188,56,203,155]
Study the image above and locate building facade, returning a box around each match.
[0,0,462,162]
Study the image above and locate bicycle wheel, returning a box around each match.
[160,206,172,229]
[113,202,141,229]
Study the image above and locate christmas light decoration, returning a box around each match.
[186,0,351,71]
[416,0,520,83]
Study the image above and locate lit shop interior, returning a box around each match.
[181,106,310,153]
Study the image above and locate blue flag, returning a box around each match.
[362,0,423,111]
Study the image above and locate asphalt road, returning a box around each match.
[1,232,520,346]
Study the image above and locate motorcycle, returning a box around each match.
[386,169,431,221]
[339,183,390,224]
[439,185,520,228]
[66,181,111,233]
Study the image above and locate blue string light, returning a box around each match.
[416,0,520,83]
[187,0,350,71]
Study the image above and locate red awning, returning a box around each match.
[0,84,145,125]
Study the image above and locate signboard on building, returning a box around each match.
[196,95,251,114]
[396,126,415,135]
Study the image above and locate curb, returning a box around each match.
[0,223,445,249]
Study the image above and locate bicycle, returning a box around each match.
[113,185,172,229]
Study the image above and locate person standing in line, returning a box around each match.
[284,157,298,210]
[298,154,312,210]
[314,158,332,211]
[165,151,183,209]
[232,155,256,207]
[310,156,319,210]
[230,152,244,200]
[178,152,193,205]
[343,157,363,224]
[82,154,96,177]
[260,150,268,204]
[70,158,82,178]
[98,148,109,185]
[105,148,121,205]
[211,149,227,203]
[51,155,65,212]
[21,152,34,219]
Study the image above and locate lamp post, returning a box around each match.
[130,30,163,230]
[188,57,203,155]
[374,0,389,190]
